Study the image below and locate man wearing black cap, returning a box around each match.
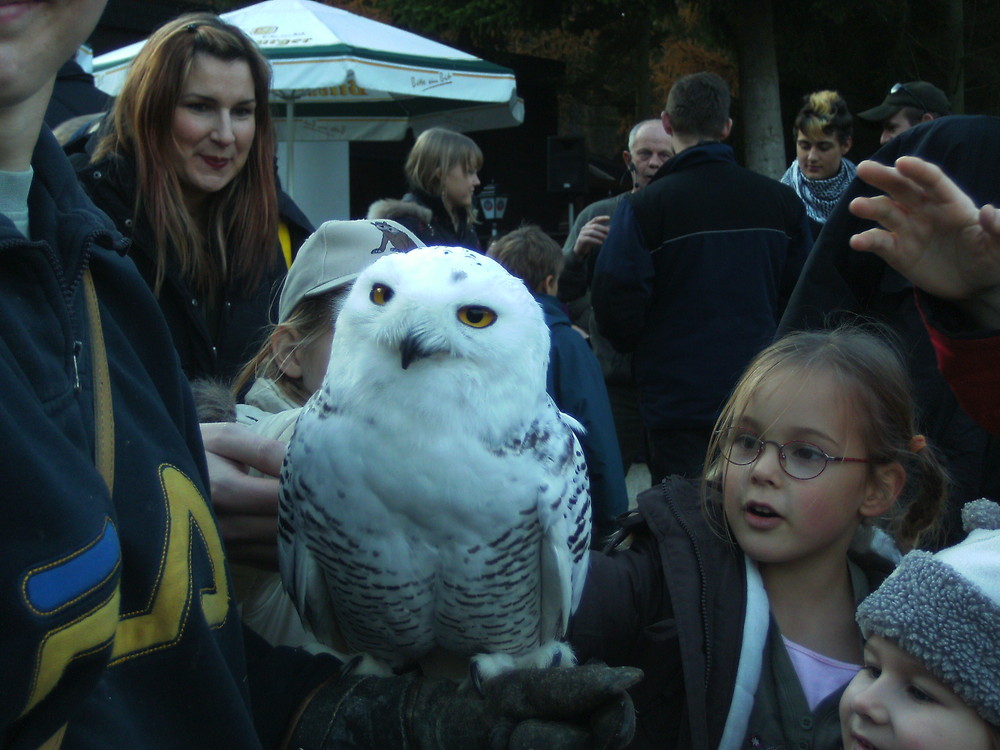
[858,80,952,145]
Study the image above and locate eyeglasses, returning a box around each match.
[721,429,872,480]
[890,82,929,115]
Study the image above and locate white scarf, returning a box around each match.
[781,158,857,225]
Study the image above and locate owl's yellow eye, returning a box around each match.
[370,284,394,306]
[457,305,497,328]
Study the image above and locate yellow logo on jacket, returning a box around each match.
[21,465,229,715]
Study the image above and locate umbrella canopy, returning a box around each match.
[92,0,524,141]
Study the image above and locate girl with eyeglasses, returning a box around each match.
[568,326,949,750]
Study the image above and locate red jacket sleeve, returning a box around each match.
[921,297,1000,436]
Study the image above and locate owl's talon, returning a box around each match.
[338,653,394,677]
[340,653,365,677]
[469,661,486,697]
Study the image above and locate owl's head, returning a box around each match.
[330,246,551,404]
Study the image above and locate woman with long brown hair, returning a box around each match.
[77,13,308,382]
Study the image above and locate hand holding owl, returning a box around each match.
[286,662,642,750]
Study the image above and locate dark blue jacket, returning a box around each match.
[592,143,810,430]
[1,130,334,749]
[537,292,628,539]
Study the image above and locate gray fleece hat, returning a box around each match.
[278,219,423,322]
[856,499,1000,726]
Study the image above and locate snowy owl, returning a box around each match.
[278,245,591,681]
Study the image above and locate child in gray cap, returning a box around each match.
[227,219,422,654]
[840,498,1000,750]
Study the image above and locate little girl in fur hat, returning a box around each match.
[840,498,1000,749]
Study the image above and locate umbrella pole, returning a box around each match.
[284,94,297,198]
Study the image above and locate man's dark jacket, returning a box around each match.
[592,142,811,430]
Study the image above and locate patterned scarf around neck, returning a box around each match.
[781,158,857,225]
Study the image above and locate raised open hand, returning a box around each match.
[849,156,1000,327]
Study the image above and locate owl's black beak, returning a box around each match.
[400,333,430,370]
[399,331,451,370]
[400,331,451,369]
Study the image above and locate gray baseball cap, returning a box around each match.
[278,219,424,321]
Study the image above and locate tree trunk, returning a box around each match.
[634,26,653,120]
[734,0,784,178]
[943,0,964,114]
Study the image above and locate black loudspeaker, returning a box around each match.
[547,136,587,193]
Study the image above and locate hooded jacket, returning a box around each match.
[777,115,1000,544]
[568,475,894,750]
[1,129,335,749]
[368,187,480,250]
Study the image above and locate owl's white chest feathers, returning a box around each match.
[292,369,579,541]
[282,381,587,664]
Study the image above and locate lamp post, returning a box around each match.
[478,181,507,239]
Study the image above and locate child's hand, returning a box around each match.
[201,422,286,569]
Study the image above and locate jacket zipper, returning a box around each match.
[72,340,83,392]
[661,479,713,688]
[29,233,106,392]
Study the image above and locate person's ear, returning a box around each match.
[860,461,906,518]
[661,111,673,136]
[720,117,733,140]
[540,273,558,296]
[271,325,304,379]
[841,136,853,156]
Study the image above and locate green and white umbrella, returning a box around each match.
[92,0,524,142]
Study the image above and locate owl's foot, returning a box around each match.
[469,641,576,694]
[339,652,395,678]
